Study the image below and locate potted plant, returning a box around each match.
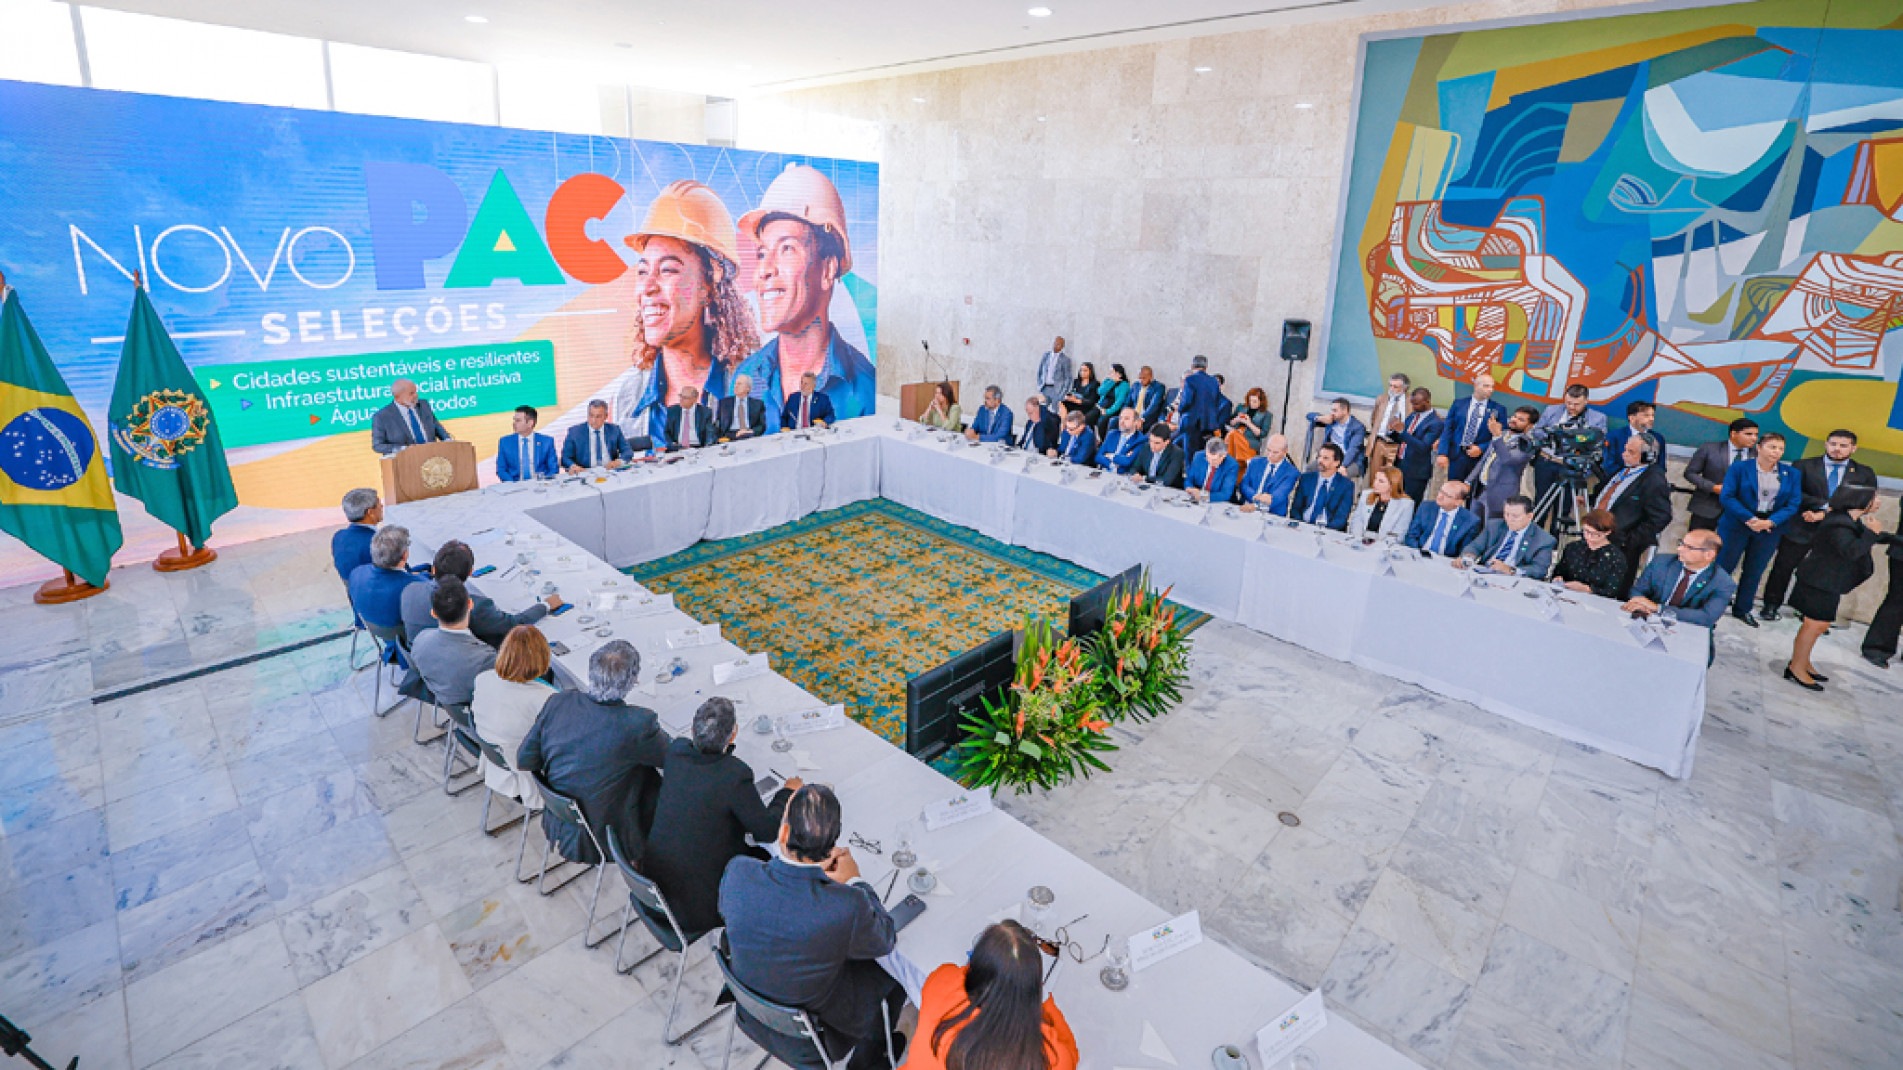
[956,617,1116,793]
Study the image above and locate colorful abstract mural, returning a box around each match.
[1324,0,1903,473]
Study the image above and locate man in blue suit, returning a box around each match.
[1129,423,1186,488]
[1436,373,1507,484]
[1291,443,1355,531]
[1460,496,1557,578]
[1173,355,1224,453]
[1716,431,1802,626]
[1625,530,1735,631]
[331,487,384,586]
[495,406,559,482]
[1051,408,1098,465]
[1186,437,1238,503]
[1097,408,1145,473]
[781,371,836,430]
[662,385,716,450]
[1013,395,1059,453]
[562,400,637,471]
[1310,397,1368,477]
[1127,366,1166,429]
[1237,433,1300,515]
[348,525,431,665]
[720,784,904,1068]
[963,385,1014,443]
[1601,399,1666,481]
[1394,388,1445,505]
[1405,480,1481,557]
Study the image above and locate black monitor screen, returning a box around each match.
[1067,564,1144,642]
[904,630,1016,762]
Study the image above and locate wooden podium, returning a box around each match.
[899,380,959,421]
[381,441,479,504]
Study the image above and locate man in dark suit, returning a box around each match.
[645,697,799,939]
[1013,395,1059,453]
[1186,437,1239,503]
[1050,408,1098,465]
[1461,496,1557,578]
[1096,407,1145,474]
[495,406,560,481]
[1394,388,1444,506]
[662,385,716,451]
[1624,531,1735,630]
[1238,433,1299,515]
[963,385,1014,443]
[1860,497,1903,669]
[1173,355,1223,453]
[347,525,431,665]
[716,375,768,441]
[1291,443,1355,531]
[562,400,637,471]
[1128,366,1166,428]
[401,540,560,648]
[1435,373,1506,484]
[1309,397,1368,477]
[719,784,904,1069]
[1600,400,1665,481]
[781,371,836,430]
[370,378,452,456]
[1405,479,1481,556]
[1129,423,1185,489]
[516,641,669,865]
[1760,429,1878,621]
[1684,418,1758,532]
[1593,434,1675,598]
[332,488,385,586]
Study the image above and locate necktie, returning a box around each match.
[406,407,426,445]
[1733,447,1743,465]
[1149,449,1161,478]
[520,436,531,478]
[683,408,696,447]
[1204,461,1216,494]
[1399,413,1418,459]
[1495,529,1519,564]
[1462,400,1483,446]
[1596,468,1637,511]
[1430,509,1451,554]
[1308,476,1330,523]
[1827,463,1842,495]
[800,394,810,428]
[591,429,603,468]
[1666,568,1695,607]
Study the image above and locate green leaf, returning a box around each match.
[1017,739,1044,758]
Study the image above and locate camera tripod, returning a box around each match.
[0,1015,76,1070]
[1532,469,1592,542]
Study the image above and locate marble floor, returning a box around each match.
[2,526,1900,1069]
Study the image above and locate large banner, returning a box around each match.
[0,78,878,533]
[1323,0,1903,474]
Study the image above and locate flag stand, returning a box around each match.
[34,568,108,604]
[154,531,216,572]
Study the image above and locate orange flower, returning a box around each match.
[1015,708,1026,734]
[1111,620,1125,638]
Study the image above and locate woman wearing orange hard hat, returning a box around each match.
[611,180,761,441]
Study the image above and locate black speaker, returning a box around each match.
[1280,319,1312,362]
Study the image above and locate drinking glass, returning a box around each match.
[1099,943,1131,991]
[1288,1048,1320,1070]
[771,717,794,753]
[891,820,918,869]
[1659,606,1679,629]
[1023,885,1055,937]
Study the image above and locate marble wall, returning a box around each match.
[741,0,1642,417]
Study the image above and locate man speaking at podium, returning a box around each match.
[371,378,452,455]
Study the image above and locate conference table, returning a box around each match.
[394,483,1412,1070]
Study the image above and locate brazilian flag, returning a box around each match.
[107,287,238,548]
[0,289,124,586]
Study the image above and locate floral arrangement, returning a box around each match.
[956,617,1116,794]
[1085,575,1192,723]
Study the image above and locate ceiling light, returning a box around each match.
[1295,101,1315,109]
[614,42,633,49]
[1193,65,1213,74]
[464,14,488,23]
[1036,115,1048,122]
[736,62,753,70]
[912,96,928,103]
[1028,6,1053,16]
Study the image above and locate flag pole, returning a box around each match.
[154,529,217,572]
[34,567,108,605]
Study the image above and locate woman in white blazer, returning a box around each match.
[470,625,557,809]
[1348,465,1415,541]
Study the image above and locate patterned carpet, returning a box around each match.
[629,499,1125,746]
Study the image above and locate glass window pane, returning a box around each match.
[329,43,494,126]
[80,8,326,109]
[0,0,80,87]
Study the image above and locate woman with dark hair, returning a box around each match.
[1553,509,1627,600]
[1062,362,1101,429]
[1223,386,1273,463]
[1095,364,1130,435]
[920,380,963,432]
[902,920,1078,1070]
[1786,484,1890,690]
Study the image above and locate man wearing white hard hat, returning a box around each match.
[736,164,876,433]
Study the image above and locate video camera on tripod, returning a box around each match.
[1527,419,1607,485]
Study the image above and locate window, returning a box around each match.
[497,63,605,136]
[80,7,326,108]
[0,0,81,87]
[328,42,495,126]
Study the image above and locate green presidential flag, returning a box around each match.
[0,289,124,585]
[107,286,238,547]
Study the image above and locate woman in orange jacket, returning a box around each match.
[900,920,1080,1070]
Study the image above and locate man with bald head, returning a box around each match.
[1434,373,1505,484]
[371,378,452,455]
[1237,433,1299,515]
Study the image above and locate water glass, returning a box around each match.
[1100,943,1131,991]
[1659,606,1679,629]
[1023,885,1055,937]
[891,820,918,869]
[1288,1048,1320,1070]
[771,717,794,753]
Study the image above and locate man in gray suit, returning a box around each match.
[1683,418,1758,531]
[1471,406,1539,521]
[401,540,562,648]
[1035,335,1072,412]
[370,378,452,455]
[1460,496,1558,579]
[409,577,496,707]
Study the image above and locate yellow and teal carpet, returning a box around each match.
[628,499,1202,745]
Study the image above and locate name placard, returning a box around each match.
[779,704,846,736]
[713,653,769,685]
[1256,988,1328,1067]
[623,592,675,617]
[922,790,993,831]
[666,624,720,649]
[1128,910,1203,971]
